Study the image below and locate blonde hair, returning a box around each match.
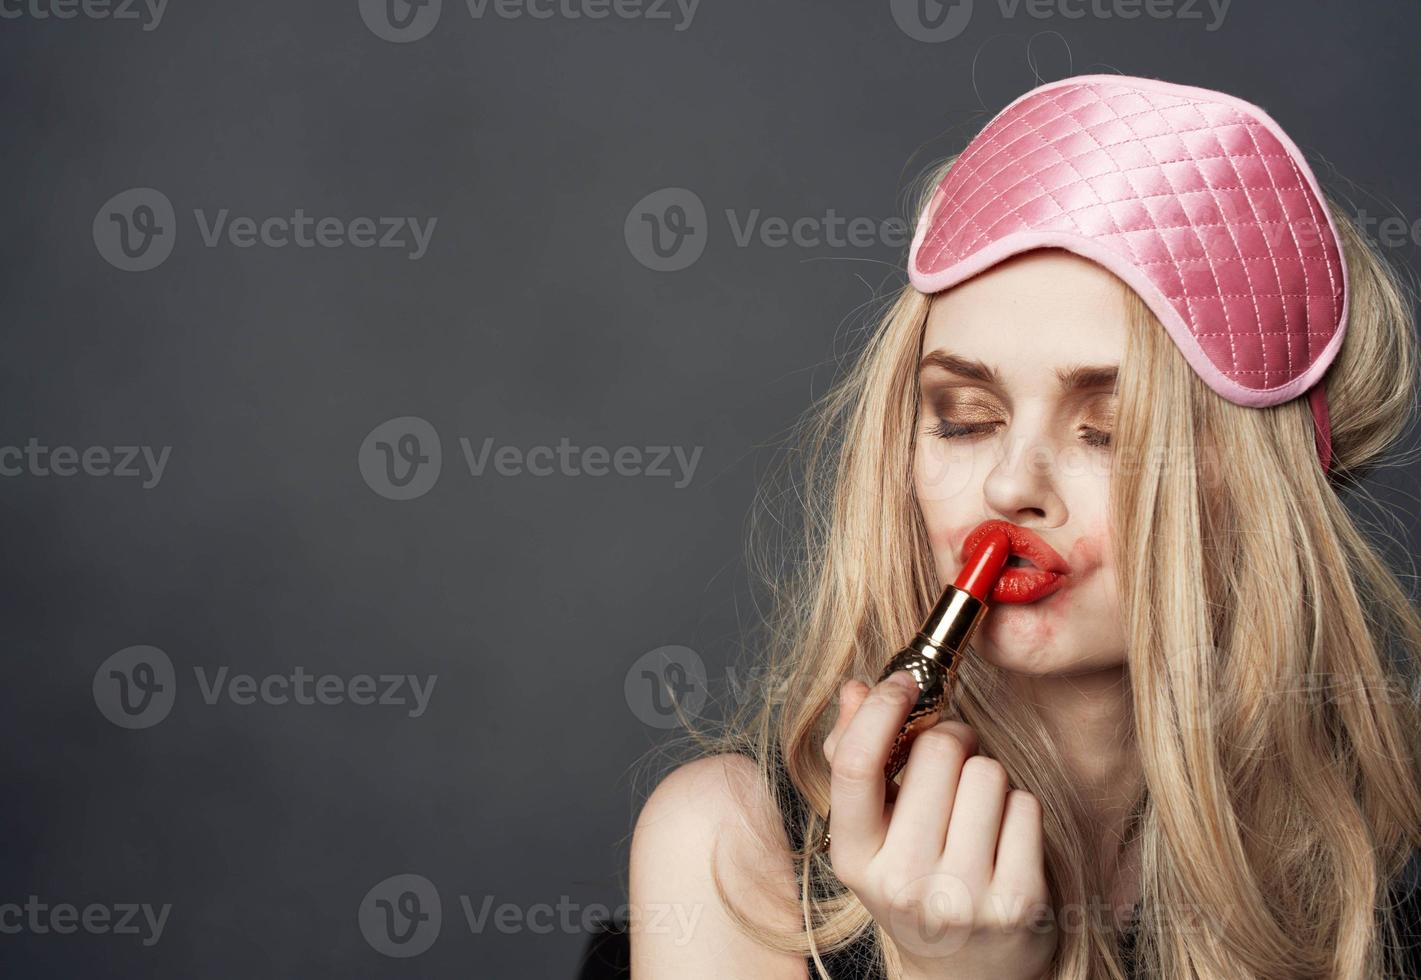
[647,155,1421,979]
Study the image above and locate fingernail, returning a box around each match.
[888,670,917,691]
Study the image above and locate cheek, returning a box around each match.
[920,512,964,584]
[1058,470,1113,575]
[913,455,968,559]
[1067,528,1107,571]
[1062,522,1126,650]
[914,438,996,547]
[1064,521,1116,608]
[913,439,981,511]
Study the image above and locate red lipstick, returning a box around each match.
[962,519,1072,604]
[814,525,1010,853]
[954,526,1011,600]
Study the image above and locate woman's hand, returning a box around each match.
[822,670,1057,980]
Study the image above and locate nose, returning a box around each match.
[981,421,1066,526]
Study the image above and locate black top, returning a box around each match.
[577,759,1421,979]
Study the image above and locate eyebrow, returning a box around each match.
[918,350,1118,392]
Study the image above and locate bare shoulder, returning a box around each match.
[629,752,807,979]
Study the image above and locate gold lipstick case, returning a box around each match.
[814,584,988,853]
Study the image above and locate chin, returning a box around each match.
[973,608,1127,676]
[973,637,1066,676]
[975,643,1128,680]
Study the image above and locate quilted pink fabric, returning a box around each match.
[908,74,1346,471]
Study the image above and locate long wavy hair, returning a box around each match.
[647,153,1421,979]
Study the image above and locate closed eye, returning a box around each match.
[927,418,998,440]
[927,418,1113,448]
[1079,426,1111,448]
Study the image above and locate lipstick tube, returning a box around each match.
[814,528,1009,854]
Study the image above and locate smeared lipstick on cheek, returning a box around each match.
[988,524,1110,647]
[1064,522,1110,574]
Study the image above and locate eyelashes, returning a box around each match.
[1080,426,1112,448]
[925,417,1112,448]
[927,418,995,440]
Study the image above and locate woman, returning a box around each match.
[626,75,1421,979]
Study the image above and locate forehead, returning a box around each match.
[921,249,1129,373]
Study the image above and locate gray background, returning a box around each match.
[3,0,1420,976]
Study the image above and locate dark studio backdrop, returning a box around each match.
[2,0,1420,976]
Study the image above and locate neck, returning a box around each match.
[1005,662,1141,831]
[1005,662,1143,926]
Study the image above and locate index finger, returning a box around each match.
[828,670,920,868]
[823,679,871,764]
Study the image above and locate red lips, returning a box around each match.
[960,520,1071,604]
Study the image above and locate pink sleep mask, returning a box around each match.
[908,74,1348,472]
